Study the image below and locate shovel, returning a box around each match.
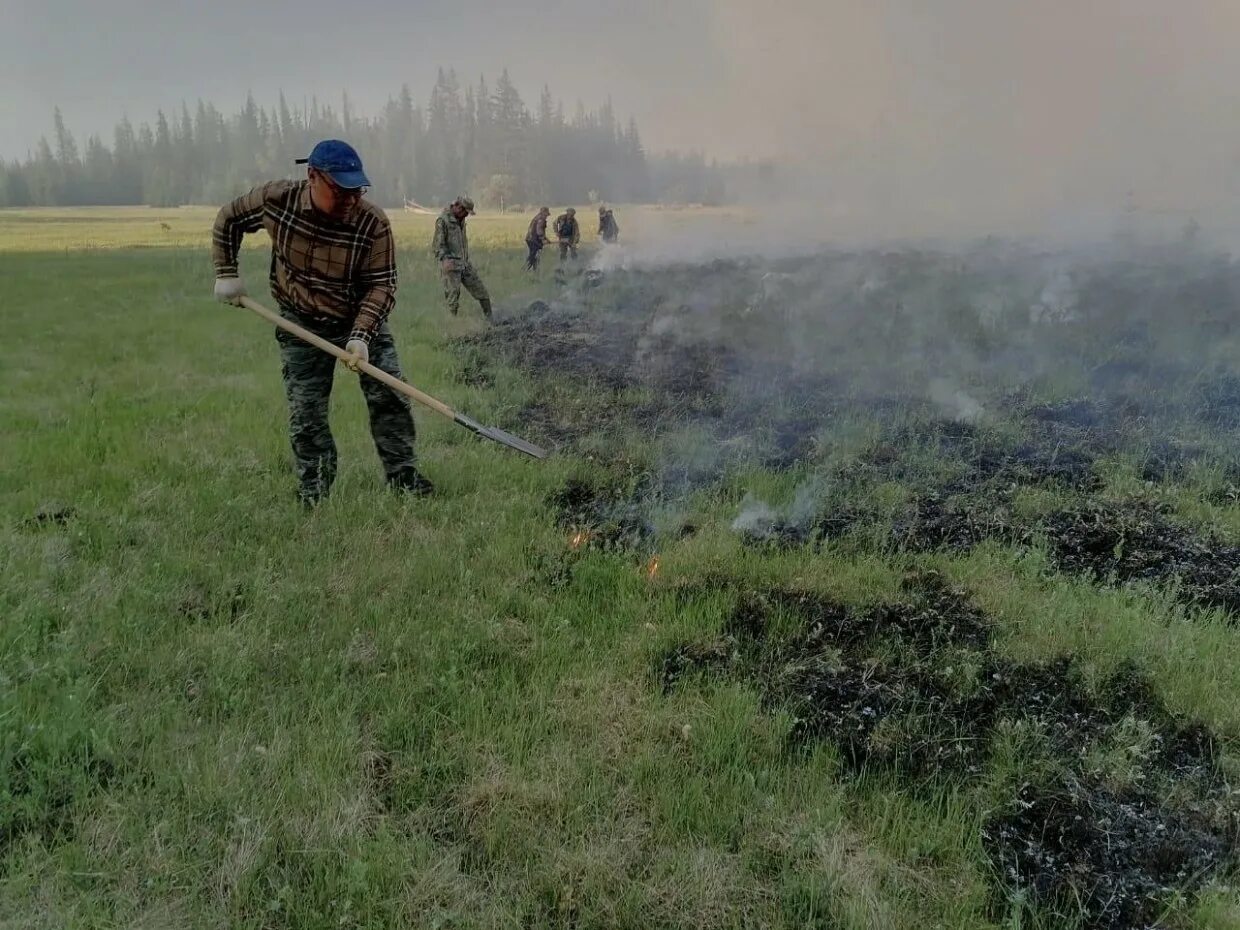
[238,296,547,460]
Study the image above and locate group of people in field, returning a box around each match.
[211,138,619,505]
[521,203,619,272]
[431,198,621,323]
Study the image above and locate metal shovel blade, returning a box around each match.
[453,412,548,459]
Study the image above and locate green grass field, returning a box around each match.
[2,207,1239,929]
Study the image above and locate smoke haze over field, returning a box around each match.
[6,0,1240,235]
[702,0,1240,237]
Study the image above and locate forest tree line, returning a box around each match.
[0,69,727,210]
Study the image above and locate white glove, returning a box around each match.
[213,276,247,305]
[344,338,369,371]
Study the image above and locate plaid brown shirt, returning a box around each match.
[212,179,396,344]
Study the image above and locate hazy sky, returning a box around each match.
[1,0,727,159]
[7,0,1240,231]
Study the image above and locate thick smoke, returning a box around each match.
[680,0,1240,245]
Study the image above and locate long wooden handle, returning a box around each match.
[238,296,456,421]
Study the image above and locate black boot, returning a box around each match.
[297,470,332,508]
[298,489,327,509]
[388,468,435,497]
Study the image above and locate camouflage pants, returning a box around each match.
[441,262,490,314]
[275,310,416,501]
[558,242,578,262]
[523,240,543,271]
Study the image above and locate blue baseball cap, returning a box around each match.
[295,139,371,189]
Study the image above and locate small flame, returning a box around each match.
[645,556,661,581]
[568,530,591,550]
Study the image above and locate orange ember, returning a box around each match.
[645,556,661,581]
[568,530,591,550]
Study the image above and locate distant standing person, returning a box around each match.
[433,195,492,320]
[598,206,619,243]
[524,206,551,271]
[554,208,580,262]
[211,139,432,505]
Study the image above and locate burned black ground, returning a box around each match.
[547,473,657,553]
[457,245,1240,925]
[876,494,1240,618]
[661,572,1237,929]
[461,249,1240,569]
[984,776,1236,930]
[461,248,1240,473]
[1034,501,1240,616]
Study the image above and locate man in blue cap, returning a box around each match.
[211,139,432,506]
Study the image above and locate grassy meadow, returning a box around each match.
[2,206,1239,930]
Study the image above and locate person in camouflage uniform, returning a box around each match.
[598,206,619,243]
[433,196,492,319]
[212,139,432,506]
[524,206,551,271]
[554,208,580,262]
